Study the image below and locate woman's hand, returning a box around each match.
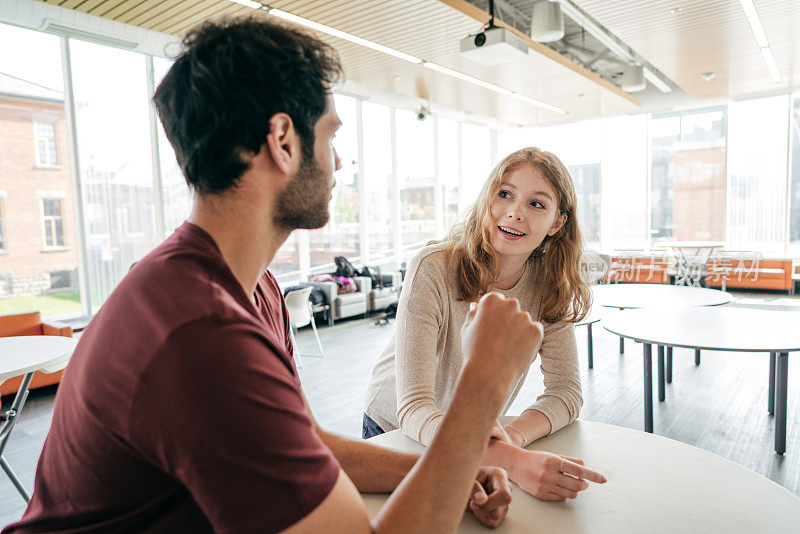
[510,450,606,501]
[468,467,513,529]
[489,420,512,444]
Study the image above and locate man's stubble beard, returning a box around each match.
[273,151,332,231]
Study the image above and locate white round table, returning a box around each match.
[592,283,732,362]
[602,308,800,454]
[364,420,800,533]
[0,335,76,501]
[592,284,732,310]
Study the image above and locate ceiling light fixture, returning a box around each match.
[760,46,782,83]
[621,65,646,92]
[531,1,565,43]
[229,0,263,8]
[268,8,424,65]
[738,0,769,48]
[737,0,782,83]
[510,93,566,114]
[558,0,672,93]
[421,61,511,95]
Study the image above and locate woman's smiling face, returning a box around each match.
[488,164,566,260]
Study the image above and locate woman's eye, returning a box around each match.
[530,201,545,209]
[498,191,511,199]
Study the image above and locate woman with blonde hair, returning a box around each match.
[363,147,606,501]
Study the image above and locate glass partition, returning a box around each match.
[309,94,360,271]
[396,109,436,250]
[362,101,394,262]
[70,39,159,311]
[0,24,84,318]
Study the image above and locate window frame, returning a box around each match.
[39,197,67,251]
[33,119,60,168]
[0,193,6,252]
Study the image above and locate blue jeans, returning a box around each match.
[362,413,385,439]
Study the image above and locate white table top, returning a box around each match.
[0,335,77,384]
[592,284,732,310]
[602,307,800,352]
[659,241,726,249]
[364,420,800,533]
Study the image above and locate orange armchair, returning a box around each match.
[0,312,73,397]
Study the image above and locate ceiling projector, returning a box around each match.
[459,27,529,67]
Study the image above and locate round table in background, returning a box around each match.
[0,335,77,501]
[364,419,800,533]
[591,283,732,362]
[602,307,800,454]
[592,283,731,310]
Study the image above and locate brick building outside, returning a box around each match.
[0,72,79,299]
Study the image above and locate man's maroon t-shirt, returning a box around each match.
[4,222,340,533]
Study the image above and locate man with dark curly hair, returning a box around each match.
[5,16,546,533]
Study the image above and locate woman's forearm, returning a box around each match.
[504,409,552,446]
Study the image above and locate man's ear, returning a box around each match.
[548,212,567,236]
[265,113,300,175]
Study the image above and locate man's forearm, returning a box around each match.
[318,429,418,493]
[371,368,508,533]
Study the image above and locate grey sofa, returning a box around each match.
[368,272,402,315]
[312,276,371,325]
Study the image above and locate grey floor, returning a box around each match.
[2,292,799,527]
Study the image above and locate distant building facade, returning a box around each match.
[0,73,78,298]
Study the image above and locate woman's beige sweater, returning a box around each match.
[364,243,582,446]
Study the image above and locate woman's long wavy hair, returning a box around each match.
[443,147,590,323]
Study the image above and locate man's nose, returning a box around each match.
[334,147,342,171]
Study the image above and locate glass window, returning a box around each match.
[650,106,726,243]
[460,123,491,209]
[0,197,6,250]
[396,109,436,255]
[270,233,301,277]
[41,198,65,247]
[0,23,83,318]
[362,101,394,262]
[34,120,59,166]
[499,120,604,247]
[309,94,360,272]
[791,95,800,251]
[153,56,193,236]
[567,163,600,244]
[599,115,647,249]
[70,38,158,311]
[727,95,789,250]
[437,118,460,233]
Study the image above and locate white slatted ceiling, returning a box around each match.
[40,0,639,125]
[574,0,800,99]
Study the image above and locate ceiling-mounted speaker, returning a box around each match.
[621,65,646,92]
[531,1,565,43]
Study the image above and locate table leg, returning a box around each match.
[666,346,673,384]
[658,345,665,402]
[695,349,701,366]
[0,457,30,502]
[774,352,788,455]
[768,352,776,416]
[587,323,594,370]
[620,336,624,354]
[643,343,653,433]
[0,372,35,502]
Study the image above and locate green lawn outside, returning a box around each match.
[0,292,82,319]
